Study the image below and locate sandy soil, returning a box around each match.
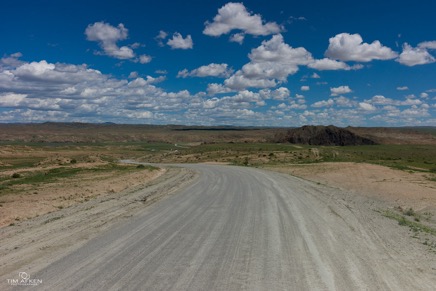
[0,162,165,227]
[0,166,197,279]
[266,162,436,215]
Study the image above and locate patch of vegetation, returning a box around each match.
[0,162,157,196]
[11,173,21,179]
[381,209,436,236]
[136,164,158,171]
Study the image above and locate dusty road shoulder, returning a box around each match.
[0,166,198,280]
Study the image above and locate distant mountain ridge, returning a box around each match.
[278,125,377,146]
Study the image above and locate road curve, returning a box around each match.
[28,164,435,290]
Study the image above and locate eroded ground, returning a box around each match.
[0,145,163,227]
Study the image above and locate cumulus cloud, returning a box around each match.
[224,74,277,90]
[138,55,152,64]
[6,60,108,87]
[312,99,334,108]
[0,58,202,122]
[308,58,349,70]
[1,54,432,126]
[128,71,138,79]
[167,33,193,49]
[0,92,27,107]
[270,87,290,100]
[308,58,363,71]
[155,30,168,47]
[330,85,352,96]
[301,86,310,91]
[362,95,425,113]
[224,34,313,90]
[229,33,245,44]
[85,22,135,59]
[359,102,377,111]
[418,41,436,50]
[177,63,233,78]
[203,2,282,42]
[396,86,409,91]
[334,96,354,107]
[420,92,429,98]
[206,83,233,95]
[128,76,165,87]
[397,43,435,66]
[1,52,24,68]
[325,33,398,62]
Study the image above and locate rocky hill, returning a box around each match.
[277,125,377,146]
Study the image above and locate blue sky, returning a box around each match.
[1,0,435,126]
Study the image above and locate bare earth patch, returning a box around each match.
[0,166,197,280]
[266,162,436,213]
[0,163,165,227]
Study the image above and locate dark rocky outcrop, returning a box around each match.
[278,125,377,146]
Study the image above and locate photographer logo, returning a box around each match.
[7,271,42,286]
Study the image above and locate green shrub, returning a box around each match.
[404,207,415,216]
[11,173,21,179]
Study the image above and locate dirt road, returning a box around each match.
[2,164,436,290]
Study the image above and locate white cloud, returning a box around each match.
[177,63,233,78]
[224,74,277,91]
[330,85,352,96]
[224,34,313,90]
[365,95,423,107]
[311,72,320,79]
[270,87,290,100]
[203,98,220,109]
[85,22,135,59]
[128,71,138,79]
[0,92,27,107]
[2,55,433,126]
[402,105,430,117]
[420,92,429,98]
[397,43,435,66]
[359,102,377,111]
[177,69,189,78]
[312,99,334,108]
[130,42,142,49]
[0,58,202,122]
[418,41,436,50]
[125,111,153,119]
[334,96,354,107]
[308,58,350,70]
[139,55,152,64]
[9,60,107,86]
[396,86,409,91]
[301,85,310,91]
[325,33,398,62]
[203,2,282,42]
[1,52,24,68]
[14,60,55,79]
[155,70,168,75]
[369,95,392,105]
[167,33,193,49]
[155,30,168,46]
[207,83,232,95]
[128,76,165,87]
[229,33,245,44]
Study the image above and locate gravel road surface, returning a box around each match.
[5,164,436,290]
